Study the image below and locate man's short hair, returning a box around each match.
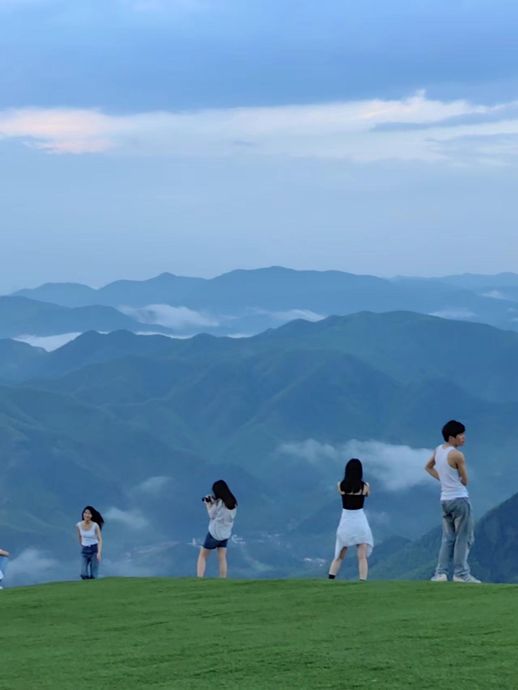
[442,419,466,442]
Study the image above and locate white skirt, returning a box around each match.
[334,509,374,559]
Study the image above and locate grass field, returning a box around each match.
[1,578,517,689]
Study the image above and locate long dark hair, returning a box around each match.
[339,458,364,495]
[212,480,237,510]
[82,505,105,530]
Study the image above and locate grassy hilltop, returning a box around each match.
[1,578,517,689]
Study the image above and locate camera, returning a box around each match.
[201,495,214,503]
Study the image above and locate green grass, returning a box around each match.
[1,578,517,689]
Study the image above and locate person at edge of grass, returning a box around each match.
[197,480,238,578]
[328,458,374,581]
[0,547,10,589]
[76,506,104,580]
[425,419,481,584]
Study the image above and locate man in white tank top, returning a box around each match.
[425,419,481,583]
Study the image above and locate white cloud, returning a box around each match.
[6,548,58,581]
[14,332,82,351]
[260,309,325,323]
[2,93,518,163]
[104,507,150,529]
[429,308,477,320]
[277,438,431,491]
[482,290,505,300]
[135,475,172,495]
[120,304,219,329]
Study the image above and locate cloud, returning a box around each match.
[277,438,431,491]
[104,507,150,529]
[14,332,82,351]
[482,290,506,300]
[429,308,477,320]
[259,309,325,323]
[2,92,518,163]
[134,475,172,495]
[119,304,219,330]
[6,548,59,583]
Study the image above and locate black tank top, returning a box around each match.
[341,482,366,510]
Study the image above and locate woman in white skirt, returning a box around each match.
[328,458,373,581]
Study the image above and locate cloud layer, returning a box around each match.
[120,304,219,330]
[2,93,518,164]
[278,438,431,491]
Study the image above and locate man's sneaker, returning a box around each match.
[453,574,482,583]
[430,573,448,582]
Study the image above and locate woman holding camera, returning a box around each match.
[328,458,374,581]
[197,480,238,578]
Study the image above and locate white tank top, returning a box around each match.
[76,521,99,546]
[435,444,469,501]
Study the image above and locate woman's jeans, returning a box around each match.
[0,555,7,582]
[435,498,474,578]
[81,544,99,580]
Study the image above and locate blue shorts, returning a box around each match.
[202,532,229,550]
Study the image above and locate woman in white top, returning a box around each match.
[328,458,374,581]
[197,480,238,578]
[76,506,104,580]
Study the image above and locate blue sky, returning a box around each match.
[2,0,518,291]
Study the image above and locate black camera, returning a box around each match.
[201,495,214,503]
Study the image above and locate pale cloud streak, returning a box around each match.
[278,438,431,491]
[2,93,518,163]
[119,304,219,330]
[258,309,325,323]
[104,507,150,529]
[6,548,59,583]
[14,332,82,351]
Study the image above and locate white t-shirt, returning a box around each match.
[208,499,237,541]
[76,521,100,546]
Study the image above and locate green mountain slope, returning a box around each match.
[4,312,518,582]
[370,491,518,583]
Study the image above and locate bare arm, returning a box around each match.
[0,548,9,557]
[96,525,103,560]
[452,451,469,485]
[206,500,218,518]
[76,526,82,546]
[425,453,440,481]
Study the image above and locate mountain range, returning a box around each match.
[6,267,518,341]
[2,307,518,584]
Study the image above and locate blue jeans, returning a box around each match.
[81,544,99,580]
[435,498,474,578]
[0,555,7,582]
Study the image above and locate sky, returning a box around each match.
[2,0,518,292]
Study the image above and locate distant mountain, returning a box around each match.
[10,267,518,337]
[470,492,518,582]
[2,310,518,583]
[0,339,46,381]
[437,272,518,291]
[0,296,169,339]
[370,491,518,583]
[14,273,207,308]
